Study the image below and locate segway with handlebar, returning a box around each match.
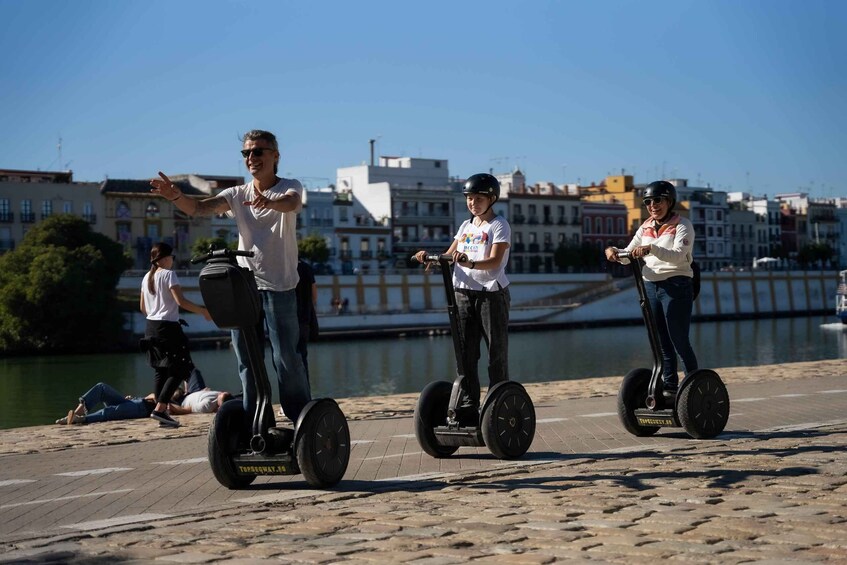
[615,250,730,439]
[192,248,350,488]
[412,253,536,459]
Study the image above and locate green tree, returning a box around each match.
[553,241,605,273]
[298,233,329,264]
[191,236,236,258]
[0,215,131,354]
[797,242,834,269]
[554,242,582,272]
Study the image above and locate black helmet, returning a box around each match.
[463,173,500,199]
[643,180,677,209]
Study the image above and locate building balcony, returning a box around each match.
[528,243,540,253]
[360,250,373,259]
[543,216,553,225]
[0,212,13,223]
[339,250,353,260]
[543,244,555,253]
[513,243,526,252]
[82,213,97,224]
[20,212,35,223]
[527,216,539,225]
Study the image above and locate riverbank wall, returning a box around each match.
[121,269,841,341]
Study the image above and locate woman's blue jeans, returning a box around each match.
[232,289,311,422]
[80,382,149,423]
[643,277,698,390]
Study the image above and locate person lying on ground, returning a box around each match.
[168,389,233,415]
[56,376,233,425]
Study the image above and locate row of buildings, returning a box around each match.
[1,157,845,274]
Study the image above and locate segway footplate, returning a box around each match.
[433,426,484,447]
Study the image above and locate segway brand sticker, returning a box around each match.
[636,415,674,427]
[238,464,289,474]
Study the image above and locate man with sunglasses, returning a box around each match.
[604,180,698,401]
[149,130,310,423]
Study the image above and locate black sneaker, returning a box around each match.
[151,410,180,428]
[456,404,480,427]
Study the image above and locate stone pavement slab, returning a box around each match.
[0,359,846,563]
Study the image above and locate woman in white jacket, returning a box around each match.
[605,181,698,399]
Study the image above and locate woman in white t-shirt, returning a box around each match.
[414,173,511,426]
[139,242,210,428]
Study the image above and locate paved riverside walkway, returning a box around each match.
[1,359,845,563]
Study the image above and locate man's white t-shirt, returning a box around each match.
[218,178,303,292]
[141,269,181,321]
[181,390,219,413]
[452,216,511,292]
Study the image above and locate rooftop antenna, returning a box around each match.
[369,135,382,166]
[489,157,509,172]
[46,135,63,170]
[513,156,526,171]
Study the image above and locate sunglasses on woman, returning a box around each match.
[643,196,668,207]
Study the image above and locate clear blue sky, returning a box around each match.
[1,0,844,198]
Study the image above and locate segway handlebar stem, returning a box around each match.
[617,250,664,405]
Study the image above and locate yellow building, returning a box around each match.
[581,174,689,236]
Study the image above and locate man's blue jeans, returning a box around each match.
[80,382,150,423]
[232,289,311,422]
[643,276,698,390]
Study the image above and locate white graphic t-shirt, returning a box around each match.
[452,216,511,292]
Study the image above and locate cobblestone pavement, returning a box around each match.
[1,360,845,563]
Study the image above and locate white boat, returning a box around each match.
[836,270,847,324]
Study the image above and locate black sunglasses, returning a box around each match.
[643,196,668,207]
[241,148,276,158]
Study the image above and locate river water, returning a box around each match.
[1,315,845,429]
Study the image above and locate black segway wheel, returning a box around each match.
[414,381,459,458]
[617,368,660,437]
[480,382,536,460]
[678,369,730,439]
[296,400,350,488]
[208,399,255,489]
